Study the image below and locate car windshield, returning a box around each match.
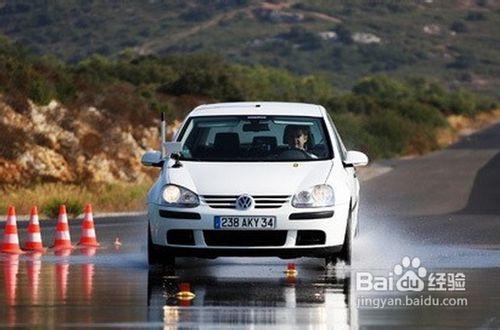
[177,116,333,161]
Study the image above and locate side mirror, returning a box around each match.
[141,151,163,167]
[344,150,369,167]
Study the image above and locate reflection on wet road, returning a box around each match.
[1,234,499,328]
[1,123,499,328]
[0,237,351,328]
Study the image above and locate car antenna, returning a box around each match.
[160,111,166,157]
[161,111,182,168]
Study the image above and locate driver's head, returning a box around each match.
[285,126,310,150]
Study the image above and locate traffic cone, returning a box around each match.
[24,206,45,252]
[1,206,23,254]
[54,205,72,250]
[78,204,99,247]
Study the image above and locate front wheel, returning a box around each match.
[325,211,352,268]
[148,224,175,267]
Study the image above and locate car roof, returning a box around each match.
[189,102,324,117]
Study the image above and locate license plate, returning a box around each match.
[214,216,276,230]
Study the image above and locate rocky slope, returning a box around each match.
[0,95,178,184]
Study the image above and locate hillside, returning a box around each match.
[0,34,497,183]
[0,1,499,96]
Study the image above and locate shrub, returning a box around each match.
[28,77,54,105]
[337,94,381,115]
[451,21,468,33]
[364,111,412,157]
[447,51,478,69]
[359,44,417,70]
[280,26,323,50]
[0,121,28,159]
[331,112,382,157]
[42,198,83,219]
[180,7,214,22]
[404,123,438,155]
[335,25,353,44]
[447,90,477,116]
[466,11,486,21]
[396,101,446,127]
[352,76,410,103]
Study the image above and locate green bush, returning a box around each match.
[447,90,477,116]
[327,94,381,115]
[331,112,382,157]
[28,77,54,105]
[352,76,410,103]
[326,75,497,158]
[451,21,468,33]
[396,101,446,127]
[364,111,411,157]
[42,198,84,219]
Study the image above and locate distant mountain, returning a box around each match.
[0,0,499,96]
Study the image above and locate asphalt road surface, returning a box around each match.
[1,123,499,328]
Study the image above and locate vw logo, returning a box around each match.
[235,194,254,210]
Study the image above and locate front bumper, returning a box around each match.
[148,202,350,254]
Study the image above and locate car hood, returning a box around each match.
[165,161,334,195]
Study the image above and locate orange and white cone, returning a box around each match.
[24,206,45,252]
[1,206,23,254]
[54,205,72,250]
[78,204,100,247]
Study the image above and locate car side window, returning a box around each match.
[326,114,347,160]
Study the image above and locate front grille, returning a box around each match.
[202,195,290,209]
[159,210,201,220]
[203,230,287,247]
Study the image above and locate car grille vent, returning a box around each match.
[201,195,290,209]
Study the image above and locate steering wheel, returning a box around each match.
[278,148,312,160]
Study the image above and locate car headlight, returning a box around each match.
[161,184,199,207]
[292,184,334,208]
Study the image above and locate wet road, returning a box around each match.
[1,123,500,328]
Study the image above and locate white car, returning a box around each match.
[142,102,368,268]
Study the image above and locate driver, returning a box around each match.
[285,125,318,158]
[286,125,310,151]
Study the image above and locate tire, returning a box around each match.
[325,207,352,268]
[148,223,175,267]
[337,221,351,264]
